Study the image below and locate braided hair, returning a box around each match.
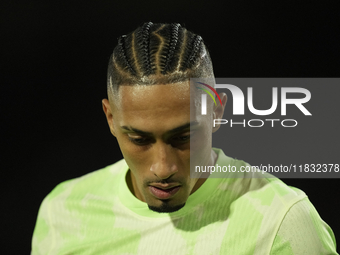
[107,22,214,93]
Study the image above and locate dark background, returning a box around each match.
[1,1,339,253]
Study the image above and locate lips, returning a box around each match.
[149,185,181,200]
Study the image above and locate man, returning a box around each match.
[32,22,337,254]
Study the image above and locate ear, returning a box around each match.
[212,93,227,133]
[102,99,116,136]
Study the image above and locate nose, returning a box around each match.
[150,143,178,180]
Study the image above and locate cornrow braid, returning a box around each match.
[138,21,153,75]
[188,35,203,68]
[148,23,165,74]
[118,35,136,75]
[161,23,180,75]
[107,22,214,93]
[180,34,203,71]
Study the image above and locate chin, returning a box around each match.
[148,201,186,213]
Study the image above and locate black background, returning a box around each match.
[1,1,339,253]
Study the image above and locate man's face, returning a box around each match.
[102,81,223,213]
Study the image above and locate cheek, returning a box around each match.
[190,125,213,171]
[116,135,153,180]
[191,122,212,148]
[119,141,145,169]
[116,135,140,165]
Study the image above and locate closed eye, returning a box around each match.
[127,132,194,147]
[170,132,194,146]
[174,135,191,142]
[128,136,151,145]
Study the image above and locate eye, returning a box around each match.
[172,132,193,143]
[178,135,190,141]
[128,135,150,146]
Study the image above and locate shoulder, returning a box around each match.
[47,158,127,200]
[213,151,337,253]
[270,197,338,254]
[31,159,128,253]
[213,148,307,209]
[36,158,128,221]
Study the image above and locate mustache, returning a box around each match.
[144,177,183,186]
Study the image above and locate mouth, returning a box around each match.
[148,185,181,200]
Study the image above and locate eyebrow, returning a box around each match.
[121,121,199,136]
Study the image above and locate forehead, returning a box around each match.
[115,81,190,108]
[110,82,201,131]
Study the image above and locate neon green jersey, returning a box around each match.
[32,148,337,254]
